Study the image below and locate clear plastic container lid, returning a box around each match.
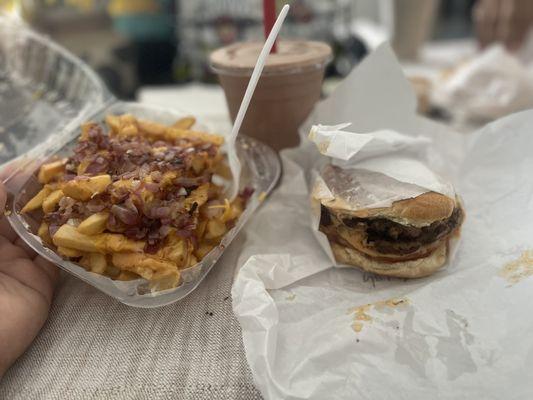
[0,16,112,168]
[0,17,281,307]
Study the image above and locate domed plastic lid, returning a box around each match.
[210,40,332,75]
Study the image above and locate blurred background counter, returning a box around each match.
[1,0,476,98]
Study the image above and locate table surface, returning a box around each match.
[0,235,263,399]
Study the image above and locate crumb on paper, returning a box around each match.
[285,292,296,301]
[3,210,11,216]
[499,250,533,285]
[374,298,410,311]
[258,191,267,202]
[348,298,409,333]
[352,321,364,332]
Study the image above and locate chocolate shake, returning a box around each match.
[210,40,331,150]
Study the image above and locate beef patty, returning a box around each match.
[320,206,463,256]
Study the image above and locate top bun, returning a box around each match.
[322,192,456,227]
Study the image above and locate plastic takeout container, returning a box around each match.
[1,18,281,307]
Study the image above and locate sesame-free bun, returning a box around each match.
[322,192,456,228]
[331,241,448,278]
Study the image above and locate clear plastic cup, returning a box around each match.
[210,40,332,151]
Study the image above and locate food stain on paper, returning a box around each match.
[348,298,409,333]
[285,292,296,301]
[499,250,533,285]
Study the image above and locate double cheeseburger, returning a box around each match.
[317,170,464,278]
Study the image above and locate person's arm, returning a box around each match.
[473,0,533,50]
[0,182,58,378]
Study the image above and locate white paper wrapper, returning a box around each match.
[232,44,533,399]
[432,44,533,122]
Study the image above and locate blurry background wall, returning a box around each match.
[0,0,477,98]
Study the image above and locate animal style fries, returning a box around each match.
[21,114,251,290]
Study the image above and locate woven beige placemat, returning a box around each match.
[0,235,262,400]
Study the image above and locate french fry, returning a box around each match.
[184,184,209,210]
[38,159,66,184]
[38,222,52,245]
[194,242,215,260]
[160,171,178,187]
[112,178,135,190]
[105,114,120,134]
[221,198,243,223]
[57,246,83,258]
[191,154,208,174]
[53,224,99,252]
[156,235,189,266]
[80,252,107,274]
[53,224,144,253]
[150,270,181,290]
[119,114,136,125]
[112,253,179,284]
[42,189,64,213]
[62,175,111,201]
[106,114,138,137]
[21,187,52,213]
[165,128,224,146]
[137,118,167,138]
[173,116,196,130]
[213,160,232,180]
[204,219,227,239]
[188,254,198,268]
[77,212,109,235]
[121,124,138,136]
[94,233,144,253]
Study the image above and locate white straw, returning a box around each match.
[227,4,290,199]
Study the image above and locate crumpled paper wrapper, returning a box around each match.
[306,122,457,264]
[231,44,533,399]
[431,44,533,122]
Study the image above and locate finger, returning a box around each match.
[504,23,529,51]
[0,235,31,259]
[473,0,501,48]
[0,218,18,242]
[0,258,55,304]
[15,236,37,259]
[34,256,59,289]
[499,1,531,51]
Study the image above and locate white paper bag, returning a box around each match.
[432,44,533,122]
